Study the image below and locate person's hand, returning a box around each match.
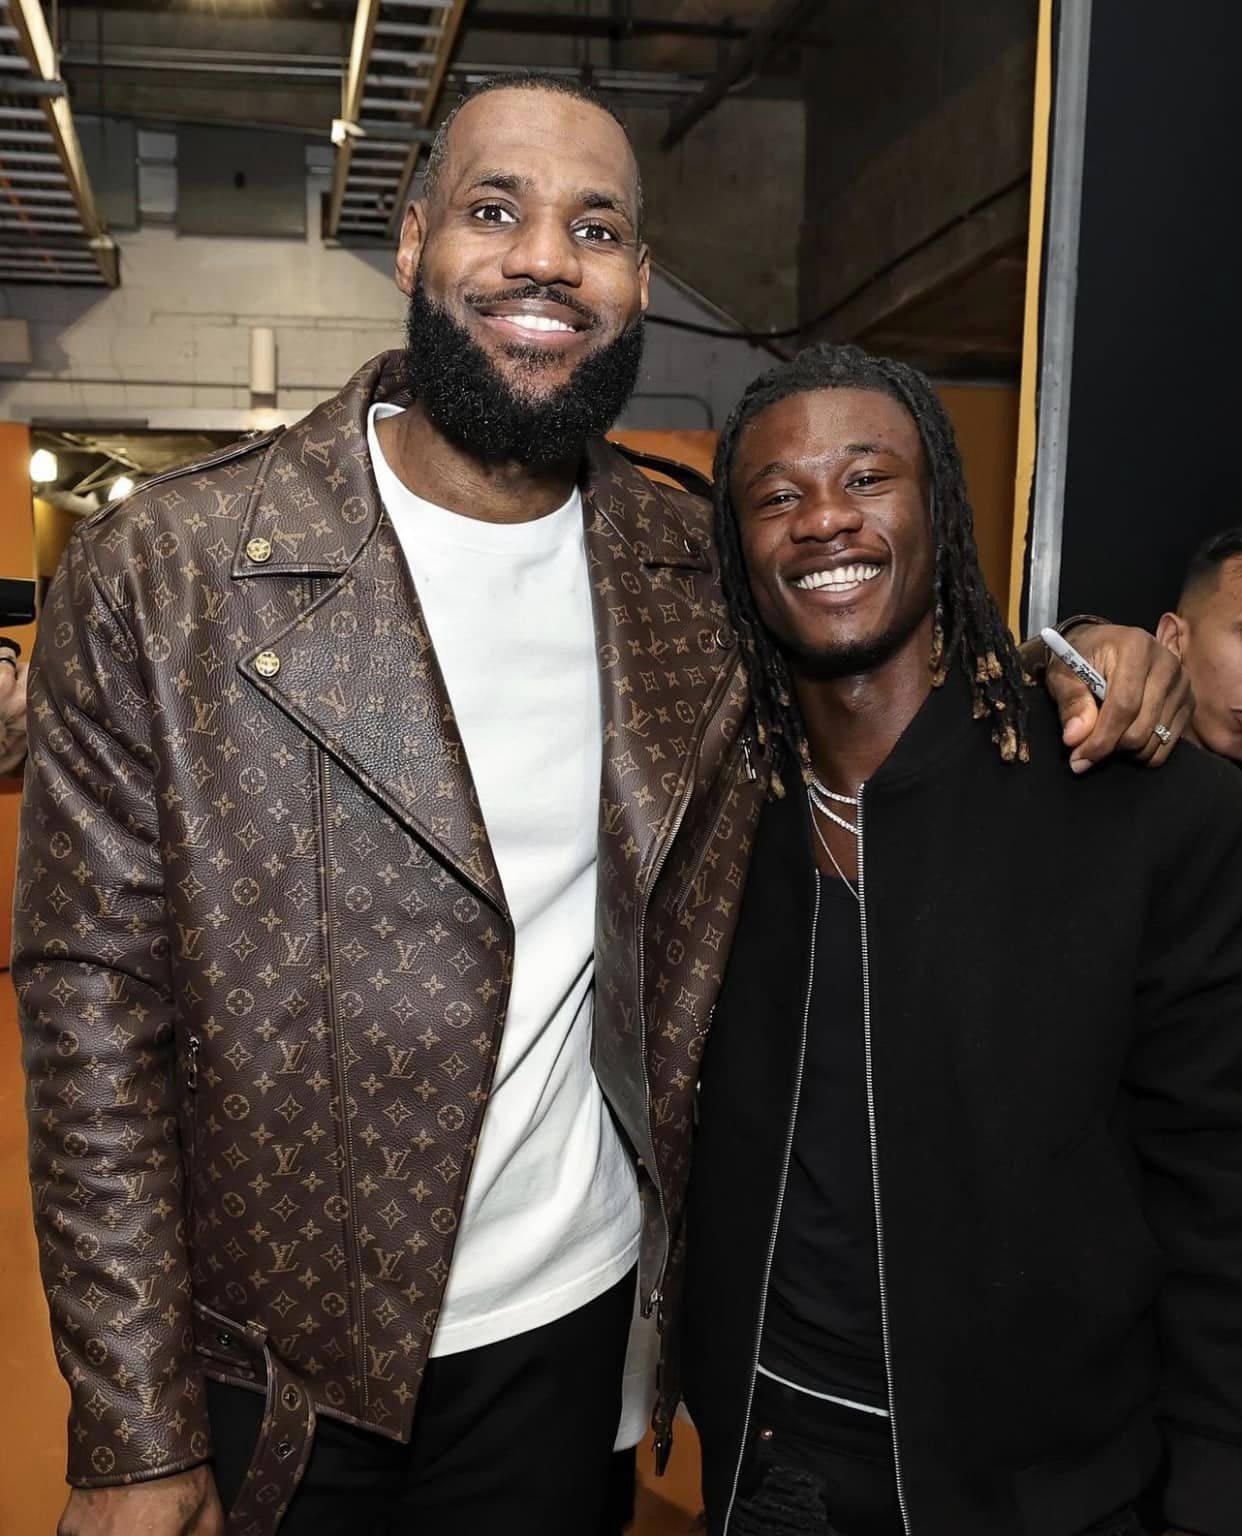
[1045,622,1192,773]
[0,648,27,776]
[57,1466,223,1536]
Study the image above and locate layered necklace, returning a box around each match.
[807,769,861,902]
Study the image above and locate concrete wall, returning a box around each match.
[626,98,805,338]
[1,152,772,435]
[800,0,1036,344]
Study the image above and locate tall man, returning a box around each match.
[1157,527,1242,762]
[682,344,1242,1536]
[12,76,1185,1536]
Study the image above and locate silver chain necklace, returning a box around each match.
[807,768,861,837]
[806,769,861,902]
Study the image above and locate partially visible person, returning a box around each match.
[1156,526,1242,761]
[681,343,1242,1536]
[0,637,28,776]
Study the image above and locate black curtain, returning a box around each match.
[1053,0,1242,630]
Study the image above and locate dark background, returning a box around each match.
[1053,0,1242,630]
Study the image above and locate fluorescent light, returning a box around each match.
[111,475,136,500]
[29,448,58,484]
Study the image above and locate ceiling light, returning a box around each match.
[30,448,58,484]
[111,475,136,500]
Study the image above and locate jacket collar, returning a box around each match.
[232,351,407,578]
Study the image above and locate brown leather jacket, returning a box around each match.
[12,353,765,1528]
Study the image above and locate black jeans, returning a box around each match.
[731,1375,1153,1536]
[208,1267,635,1535]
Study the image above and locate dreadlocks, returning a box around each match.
[714,342,1030,793]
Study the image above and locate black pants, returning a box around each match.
[209,1267,635,1535]
[732,1375,1154,1536]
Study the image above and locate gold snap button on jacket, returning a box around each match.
[245,537,273,564]
[254,651,281,678]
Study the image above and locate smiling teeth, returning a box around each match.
[504,314,575,333]
[794,564,882,590]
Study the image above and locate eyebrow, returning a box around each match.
[466,171,532,196]
[579,189,633,222]
[744,442,890,491]
[463,172,634,223]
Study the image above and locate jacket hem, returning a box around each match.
[67,1452,212,1491]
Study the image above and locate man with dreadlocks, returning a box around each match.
[679,343,1242,1536]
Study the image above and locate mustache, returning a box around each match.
[462,283,601,330]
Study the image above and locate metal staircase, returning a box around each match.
[327,0,469,244]
[1,0,117,286]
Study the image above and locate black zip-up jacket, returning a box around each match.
[682,674,1242,1536]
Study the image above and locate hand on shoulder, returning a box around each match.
[1043,621,1192,772]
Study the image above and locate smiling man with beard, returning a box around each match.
[13,75,1190,1536]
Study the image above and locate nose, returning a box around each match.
[500,211,584,290]
[788,489,864,544]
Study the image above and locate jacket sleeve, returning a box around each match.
[11,532,211,1487]
[1129,760,1242,1535]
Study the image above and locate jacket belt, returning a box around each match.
[194,1303,317,1536]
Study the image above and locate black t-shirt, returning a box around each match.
[759,872,889,1410]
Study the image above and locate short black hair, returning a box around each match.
[1179,526,1242,608]
[422,71,643,230]
[715,341,1030,791]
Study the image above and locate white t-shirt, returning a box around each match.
[367,404,641,1358]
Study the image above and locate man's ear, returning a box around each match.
[395,201,427,297]
[1155,610,1187,658]
[637,242,651,315]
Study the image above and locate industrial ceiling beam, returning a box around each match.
[661,0,828,150]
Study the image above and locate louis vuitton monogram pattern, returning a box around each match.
[13,352,766,1523]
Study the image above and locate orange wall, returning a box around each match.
[938,384,1020,616]
[610,428,717,483]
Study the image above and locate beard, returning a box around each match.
[403,275,645,468]
[782,603,935,683]
[793,627,918,680]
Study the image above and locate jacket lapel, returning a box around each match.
[234,353,506,916]
[582,437,736,892]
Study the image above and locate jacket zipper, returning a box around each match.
[720,877,821,1535]
[858,786,913,1535]
[186,1035,200,1092]
[315,717,371,1409]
